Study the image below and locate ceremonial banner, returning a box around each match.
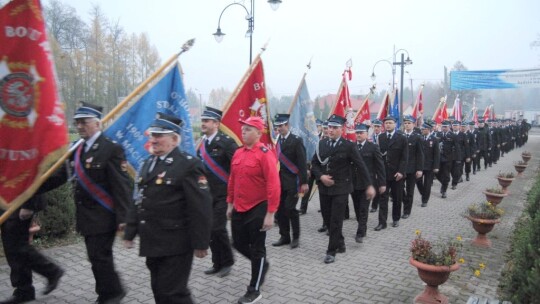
[0,0,68,209]
[221,56,273,148]
[389,89,400,128]
[353,97,371,125]
[451,95,462,121]
[376,92,390,120]
[104,63,195,174]
[288,75,319,160]
[432,96,449,124]
[471,98,478,125]
[411,85,424,119]
[450,68,540,90]
[483,104,494,121]
[330,70,355,141]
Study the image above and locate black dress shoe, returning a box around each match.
[441,192,447,198]
[317,226,328,233]
[44,268,64,295]
[401,214,410,219]
[102,291,126,304]
[374,224,386,231]
[204,266,221,275]
[369,208,377,213]
[324,255,335,264]
[337,246,346,253]
[355,235,364,243]
[217,265,232,278]
[299,209,307,215]
[421,202,427,207]
[290,239,299,249]
[0,295,35,304]
[392,221,399,228]
[272,238,291,247]
[451,185,457,190]
[466,176,470,181]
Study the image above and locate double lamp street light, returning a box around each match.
[213,0,282,65]
[371,48,413,123]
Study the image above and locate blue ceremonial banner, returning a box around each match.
[450,69,540,90]
[289,77,319,160]
[389,89,400,128]
[104,62,195,174]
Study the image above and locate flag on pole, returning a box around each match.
[288,74,319,160]
[353,96,371,125]
[411,85,424,119]
[451,95,462,121]
[376,91,390,120]
[389,89,400,128]
[432,96,449,124]
[220,56,273,148]
[471,98,478,126]
[483,104,492,122]
[329,69,355,141]
[104,62,194,174]
[0,0,68,210]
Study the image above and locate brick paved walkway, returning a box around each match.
[2,132,538,304]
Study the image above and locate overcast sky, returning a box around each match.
[47,0,540,100]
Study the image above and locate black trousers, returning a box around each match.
[84,232,124,302]
[319,193,347,256]
[451,160,462,186]
[300,175,316,212]
[370,190,380,210]
[351,190,369,237]
[209,198,234,269]
[474,150,489,170]
[146,253,194,304]
[416,170,434,204]
[276,188,300,241]
[231,202,268,292]
[464,159,472,175]
[492,146,500,162]
[379,178,404,224]
[402,173,418,215]
[1,216,62,298]
[437,161,451,193]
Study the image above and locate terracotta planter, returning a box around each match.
[466,216,500,248]
[521,154,532,163]
[409,257,460,304]
[496,177,514,194]
[514,164,527,177]
[482,190,508,206]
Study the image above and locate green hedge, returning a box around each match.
[36,183,75,239]
[499,175,540,302]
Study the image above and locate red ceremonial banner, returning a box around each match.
[0,0,68,209]
[330,71,355,141]
[376,92,390,120]
[220,57,273,148]
[354,98,370,125]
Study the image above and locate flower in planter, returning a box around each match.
[463,201,504,220]
[485,186,505,194]
[515,160,528,166]
[410,231,462,266]
[521,151,531,156]
[497,171,515,178]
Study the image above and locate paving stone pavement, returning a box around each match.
[1,132,539,304]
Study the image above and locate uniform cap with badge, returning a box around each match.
[273,114,290,126]
[327,114,346,127]
[383,116,396,122]
[148,112,183,134]
[322,120,329,128]
[239,116,265,131]
[354,123,369,133]
[74,101,103,119]
[315,119,323,126]
[421,122,433,129]
[201,106,223,121]
[371,119,383,126]
[403,115,416,123]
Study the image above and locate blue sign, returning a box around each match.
[104,63,195,174]
[450,69,540,90]
[289,78,319,160]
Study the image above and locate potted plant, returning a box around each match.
[521,151,532,163]
[410,231,461,304]
[482,186,508,206]
[463,201,503,248]
[496,172,515,194]
[514,160,528,177]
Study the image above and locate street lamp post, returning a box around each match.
[370,59,395,88]
[393,49,413,124]
[406,71,414,105]
[213,0,282,65]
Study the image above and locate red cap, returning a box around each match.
[239,116,265,131]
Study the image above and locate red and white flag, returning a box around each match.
[330,69,355,141]
[432,96,449,124]
[471,98,478,126]
[220,56,273,148]
[353,96,371,125]
[451,95,462,121]
[483,104,492,122]
[376,91,390,120]
[411,86,424,119]
[0,0,68,209]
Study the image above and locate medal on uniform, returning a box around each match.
[85,157,93,169]
[156,171,166,184]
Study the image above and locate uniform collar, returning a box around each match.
[84,131,102,151]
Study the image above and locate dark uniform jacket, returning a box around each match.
[50,134,132,236]
[439,131,461,162]
[403,132,424,174]
[277,133,308,191]
[474,127,491,152]
[378,131,409,180]
[465,131,476,157]
[124,148,212,257]
[352,140,385,190]
[421,133,440,171]
[197,131,238,200]
[311,137,372,195]
[455,131,470,159]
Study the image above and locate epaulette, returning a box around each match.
[260,146,268,153]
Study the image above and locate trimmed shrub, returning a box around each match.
[36,183,75,238]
